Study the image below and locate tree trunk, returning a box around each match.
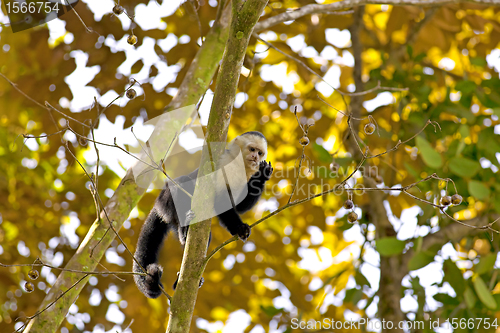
[347,7,405,333]
[166,0,268,332]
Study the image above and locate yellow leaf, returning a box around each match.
[211,307,229,321]
[2,221,19,241]
[374,12,390,31]
[209,270,224,283]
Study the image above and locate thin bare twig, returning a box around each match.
[187,0,203,45]
[253,34,349,110]
[0,261,146,276]
[61,142,173,301]
[63,0,101,37]
[288,107,313,204]
[205,169,496,264]
[0,73,89,129]
[14,274,90,332]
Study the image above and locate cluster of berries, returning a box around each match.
[24,269,39,293]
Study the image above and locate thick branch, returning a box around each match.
[405,214,493,261]
[167,8,231,111]
[166,0,268,332]
[345,8,403,331]
[254,0,500,32]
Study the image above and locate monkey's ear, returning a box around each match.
[232,136,246,150]
[227,138,241,152]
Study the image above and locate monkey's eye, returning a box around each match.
[250,147,255,152]
[258,151,263,156]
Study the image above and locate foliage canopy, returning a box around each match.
[1,0,500,332]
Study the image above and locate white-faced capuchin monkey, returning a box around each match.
[133,131,273,298]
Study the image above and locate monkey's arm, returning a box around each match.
[218,161,273,241]
[236,161,273,214]
[217,205,251,241]
[133,209,169,299]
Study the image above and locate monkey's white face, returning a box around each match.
[223,133,268,181]
[244,143,265,167]
[236,135,267,170]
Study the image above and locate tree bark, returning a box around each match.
[166,0,268,332]
[347,7,405,332]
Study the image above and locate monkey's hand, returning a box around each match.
[236,223,251,242]
[258,161,273,181]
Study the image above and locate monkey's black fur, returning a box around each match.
[133,160,273,298]
[241,131,266,140]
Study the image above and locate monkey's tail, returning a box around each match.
[133,210,170,299]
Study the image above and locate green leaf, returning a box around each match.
[475,254,496,275]
[494,195,500,215]
[354,272,371,288]
[458,124,470,138]
[260,305,283,317]
[433,293,460,305]
[478,130,500,165]
[494,294,500,311]
[470,57,487,67]
[444,105,475,123]
[363,295,376,311]
[464,287,477,309]
[407,45,413,58]
[414,52,426,63]
[473,276,497,309]
[408,251,435,271]
[335,157,354,168]
[376,237,406,257]
[416,136,443,169]
[482,78,500,90]
[345,288,363,304]
[468,180,491,201]
[414,236,423,253]
[448,157,481,178]
[443,259,465,295]
[455,80,476,95]
[455,141,466,157]
[312,143,332,163]
[476,89,500,108]
[404,162,420,179]
[352,289,363,304]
